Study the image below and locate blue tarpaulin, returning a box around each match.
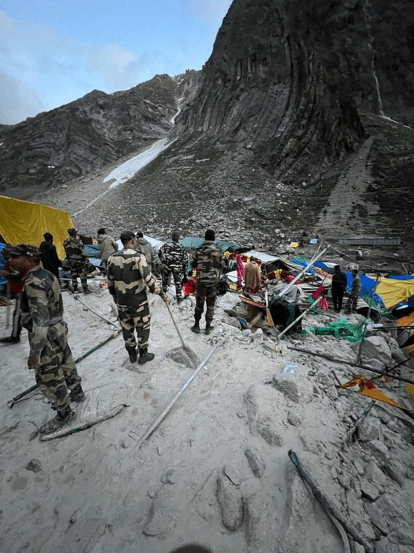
[85,244,101,258]
[165,237,239,252]
[291,257,316,274]
[345,272,384,306]
[388,274,414,281]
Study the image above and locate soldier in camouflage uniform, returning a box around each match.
[63,228,91,294]
[190,229,225,335]
[158,231,189,302]
[346,269,361,314]
[2,244,85,434]
[107,231,169,365]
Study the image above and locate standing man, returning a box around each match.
[135,231,153,270]
[158,231,189,303]
[331,264,348,312]
[63,228,91,294]
[96,228,118,269]
[346,269,361,314]
[39,232,62,282]
[190,229,224,335]
[0,245,23,344]
[107,231,169,365]
[2,244,85,434]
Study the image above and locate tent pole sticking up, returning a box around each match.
[276,246,329,299]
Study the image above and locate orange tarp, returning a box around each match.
[340,376,407,409]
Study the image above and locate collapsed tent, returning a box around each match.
[0,196,74,259]
[376,277,414,309]
[165,236,239,252]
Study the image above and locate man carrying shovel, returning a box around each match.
[107,231,169,365]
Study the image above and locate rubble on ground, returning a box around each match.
[1,258,414,553]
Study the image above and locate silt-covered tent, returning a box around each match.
[0,196,74,259]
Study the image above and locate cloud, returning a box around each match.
[0,11,147,122]
[0,69,47,124]
[86,44,146,90]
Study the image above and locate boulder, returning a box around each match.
[244,384,288,447]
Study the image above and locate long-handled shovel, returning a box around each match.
[165,302,200,368]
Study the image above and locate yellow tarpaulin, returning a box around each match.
[376,277,414,308]
[0,196,74,259]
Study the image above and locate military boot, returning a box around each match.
[191,320,201,334]
[205,322,214,335]
[138,348,155,365]
[39,405,76,434]
[83,287,92,295]
[0,335,20,344]
[128,348,137,364]
[70,384,86,403]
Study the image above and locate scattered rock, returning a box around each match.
[244,447,265,478]
[272,372,313,404]
[245,494,269,550]
[142,507,176,538]
[216,471,244,531]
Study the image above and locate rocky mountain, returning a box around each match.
[0,71,200,199]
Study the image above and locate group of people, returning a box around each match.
[331,265,361,313]
[1,224,364,435]
[0,228,225,434]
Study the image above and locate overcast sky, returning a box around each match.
[0,0,232,125]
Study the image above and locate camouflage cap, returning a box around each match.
[3,244,40,260]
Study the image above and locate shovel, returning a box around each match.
[165,302,200,368]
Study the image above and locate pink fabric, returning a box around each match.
[312,285,326,300]
[320,297,329,311]
[236,254,245,287]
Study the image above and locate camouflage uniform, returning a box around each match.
[192,240,224,324]
[63,236,89,290]
[107,248,163,356]
[346,274,361,313]
[158,241,189,298]
[20,265,81,410]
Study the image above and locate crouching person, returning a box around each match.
[107,231,169,365]
[3,244,85,434]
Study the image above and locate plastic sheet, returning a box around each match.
[302,317,367,342]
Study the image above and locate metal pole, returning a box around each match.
[277,296,322,339]
[134,339,225,449]
[287,346,414,385]
[74,294,119,328]
[277,246,329,298]
[355,273,380,365]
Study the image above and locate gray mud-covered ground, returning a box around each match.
[1,278,414,553]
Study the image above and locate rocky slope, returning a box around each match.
[0,71,200,199]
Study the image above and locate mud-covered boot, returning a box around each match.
[83,286,92,295]
[128,348,137,364]
[38,405,76,434]
[70,384,86,403]
[205,322,214,335]
[0,335,20,344]
[191,320,200,334]
[68,284,78,294]
[138,348,155,365]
